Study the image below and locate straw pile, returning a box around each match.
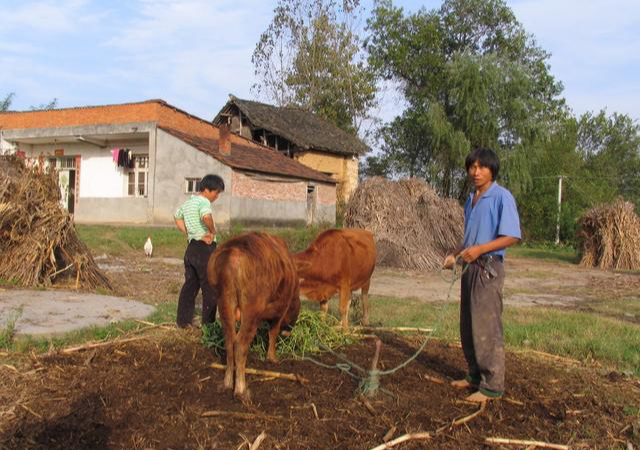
[0,155,112,289]
[344,177,463,270]
[577,198,640,271]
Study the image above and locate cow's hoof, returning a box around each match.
[267,355,279,364]
[234,389,251,403]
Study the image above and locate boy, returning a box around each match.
[174,174,225,328]
[443,148,521,403]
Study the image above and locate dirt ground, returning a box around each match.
[1,254,639,449]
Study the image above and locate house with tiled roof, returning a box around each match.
[0,100,336,226]
[213,95,368,205]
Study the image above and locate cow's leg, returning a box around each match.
[267,319,283,363]
[361,279,371,326]
[219,301,236,391]
[234,316,259,400]
[339,280,352,331]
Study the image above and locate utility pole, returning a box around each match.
[555,175,563,245]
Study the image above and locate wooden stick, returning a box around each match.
[345,326,434,333]
[249,431,267,450]
[423,374,445,384]
[485,437,569,450]
[201,410,282,421]
[209,363,309,384]
[437,402,485,433]
[62,336,147,354]
[20,404,43,419]
[369,432,431,450]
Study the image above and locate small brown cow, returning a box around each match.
[207,232,300,400]
[292,228,376,330]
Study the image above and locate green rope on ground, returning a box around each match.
[304,260,469,397]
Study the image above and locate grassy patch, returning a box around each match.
[510,244,578,264]
[202,310,353,359]
[77,224,329,257]
[9,302,177,354]
[0,310,21,350]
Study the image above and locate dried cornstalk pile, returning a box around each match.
[0,155,112,289]
[577,198,640,270]
[345,177,463,270]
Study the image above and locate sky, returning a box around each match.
[1,0,639,126]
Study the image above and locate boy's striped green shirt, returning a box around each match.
[175,195,214,242]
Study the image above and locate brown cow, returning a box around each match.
[207,232,300,400]
[292,228,376,330]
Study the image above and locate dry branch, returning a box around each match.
[209,363,309,384]
[249,431,267,450]
[62,336,148,354]
[201,410,282,421]
[369,432,431,450]
[485,437,569,450]
[345,177,463,270]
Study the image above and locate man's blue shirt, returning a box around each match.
[463,182,521,258]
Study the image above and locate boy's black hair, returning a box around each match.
[465,148,500,181]
[199,174,225,192]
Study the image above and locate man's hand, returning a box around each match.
[459,245,484,263]
[202,233,214,245]
[442,254,457,270]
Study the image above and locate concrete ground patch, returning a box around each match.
[0,289,155,337]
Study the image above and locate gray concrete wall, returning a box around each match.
[154,129,232,227]
[316,203,337,224]
[75,198,148,223]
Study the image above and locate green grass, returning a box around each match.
[509,243,578,264]
[0,310,21,350]
[76,224,329,258]
[7,302,177,354]
[343,296,640,376]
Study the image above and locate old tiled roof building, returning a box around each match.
[213,95,368,205]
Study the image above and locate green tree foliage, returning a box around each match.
[252,0,377,134]
[365,0,566,198]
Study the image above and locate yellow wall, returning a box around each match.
[295,151,359,204]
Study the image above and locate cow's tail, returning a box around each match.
[207,247,248,312]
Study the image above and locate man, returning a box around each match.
[174,174,225,328]
[443,148,521,403]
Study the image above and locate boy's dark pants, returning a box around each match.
[177,240,218,328]
[460,258,505,395]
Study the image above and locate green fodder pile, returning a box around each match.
[202,310,354,359]
[577,198,640,271]
[0,155,112,289]
[345,177,463,270]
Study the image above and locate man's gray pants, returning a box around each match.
[460,259,505,395]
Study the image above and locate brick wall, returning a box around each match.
[317,183,336,205]
[232,171,307,201]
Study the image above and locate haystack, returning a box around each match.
[577,198,640,271]
[0,155,112,289]
[345,177,463,270]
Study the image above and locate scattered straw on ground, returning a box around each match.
[345,177,463,270]
[577,198,640,271]
[0,155,112,290]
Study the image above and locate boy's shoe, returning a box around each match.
[451,374,480,389]
[466,389,502,403]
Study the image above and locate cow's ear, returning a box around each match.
[294,259,313,273]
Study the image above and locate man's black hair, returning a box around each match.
[465,148,500,181]
[199,174,225,192]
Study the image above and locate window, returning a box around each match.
[185,178,201,194]
[128,156,149,197]
[48,157,76,169]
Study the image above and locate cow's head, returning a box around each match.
[292,245,318,276]
[299,279,336,302]
[281,284,301,336]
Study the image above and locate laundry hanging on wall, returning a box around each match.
[111,148,134,168]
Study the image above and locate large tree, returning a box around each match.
[252,0,377,134]
[365,0,566,198]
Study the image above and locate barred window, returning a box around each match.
[185,178,201,194]
[128,156,149,197]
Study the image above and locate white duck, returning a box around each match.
[144,236,153,258]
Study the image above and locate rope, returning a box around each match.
[304,260,468,396]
